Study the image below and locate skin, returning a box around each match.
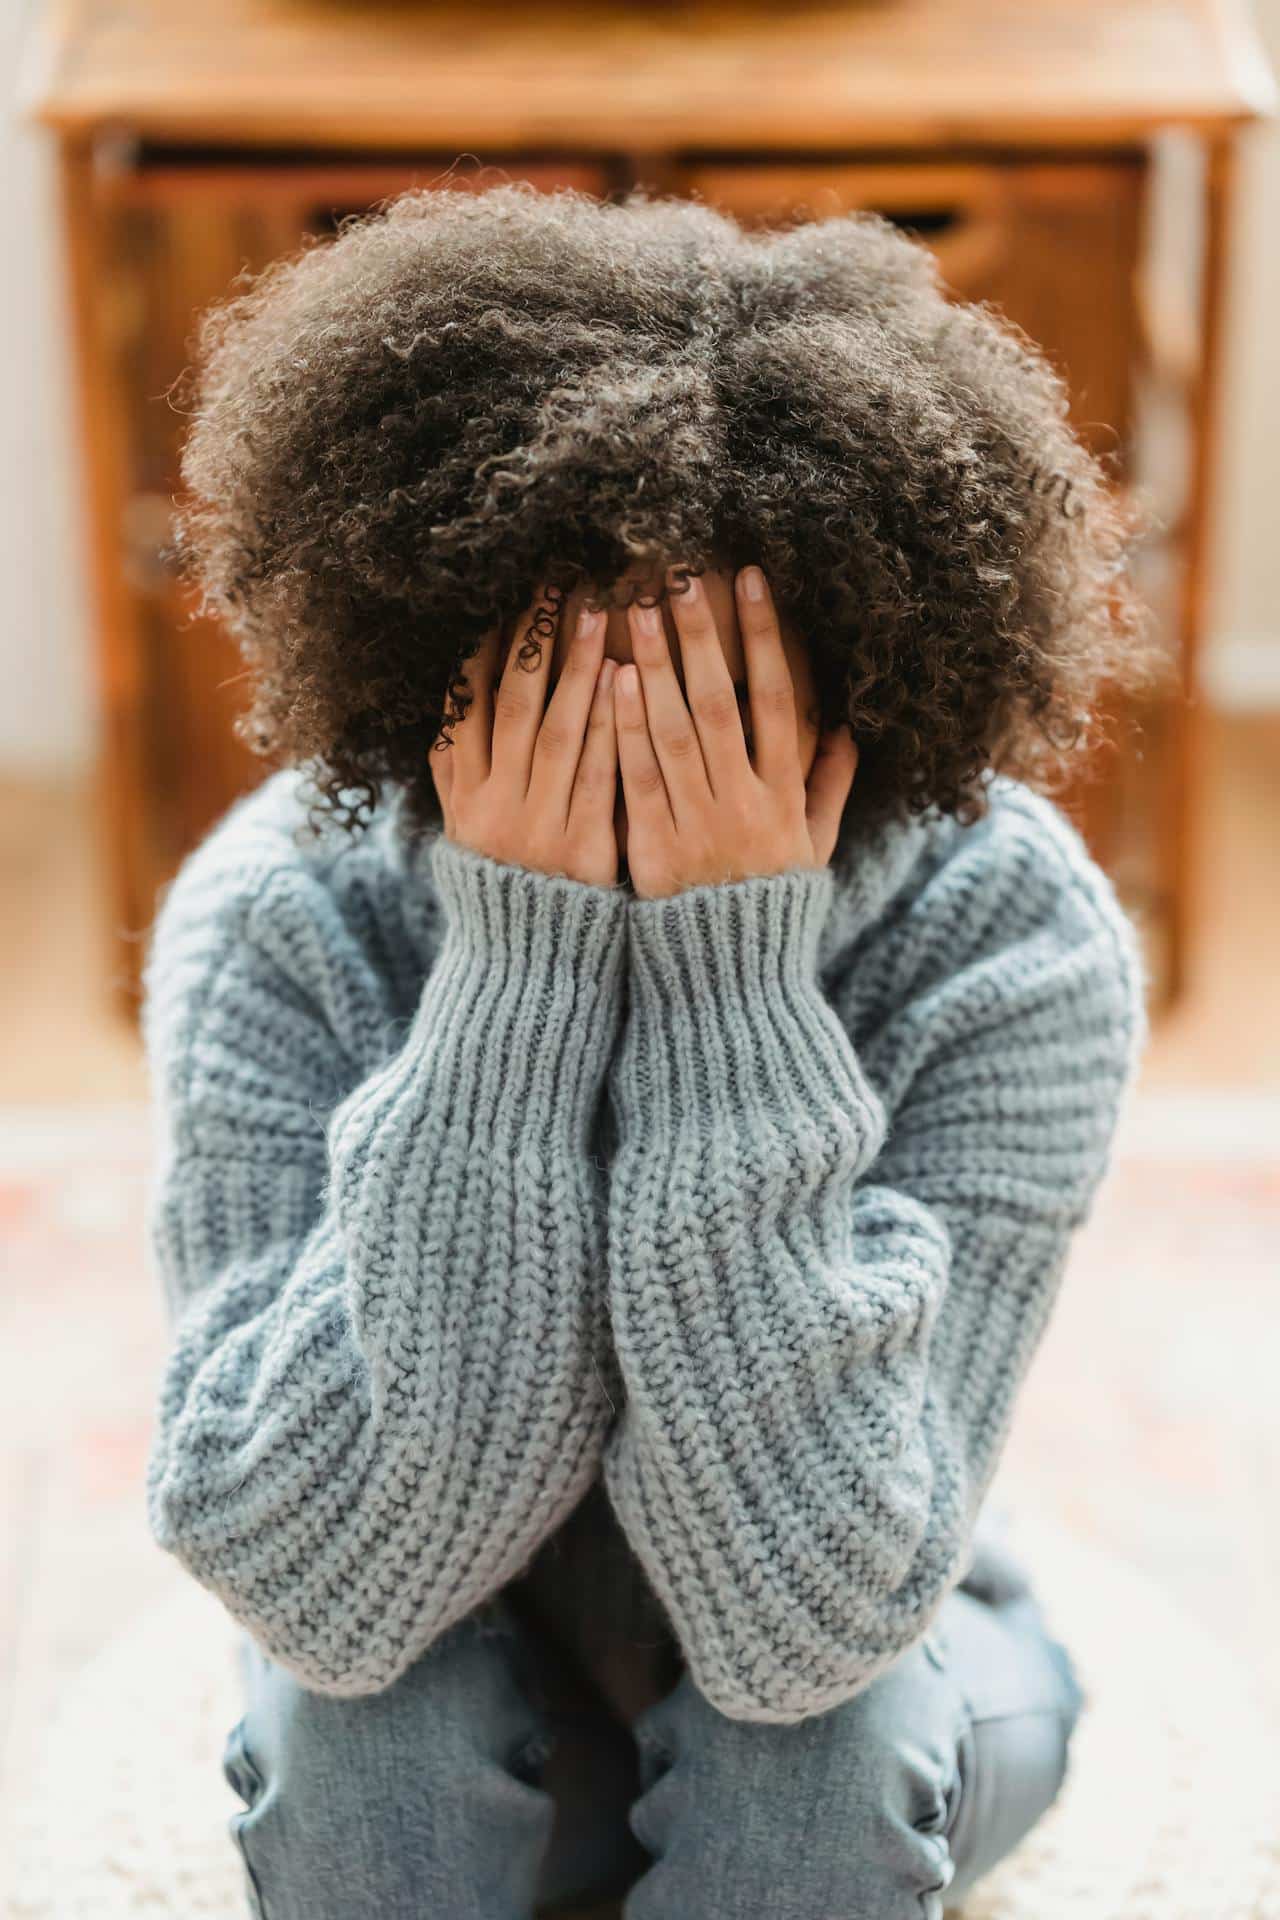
[429,562,858,898]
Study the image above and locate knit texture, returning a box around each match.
[141,767,1147,1716]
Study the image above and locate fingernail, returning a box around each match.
[618,664,640,696]
[577,603,601,638]
[740,566,765,602]
[598,658,617,689]
[633,602,661,636]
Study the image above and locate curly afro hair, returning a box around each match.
[174,178,1157,842]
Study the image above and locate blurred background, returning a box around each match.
[2,1,1278,1912]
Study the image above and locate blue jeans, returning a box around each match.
[220,1542,1084,1918]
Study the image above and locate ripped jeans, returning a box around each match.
[220,1538,1084,1919]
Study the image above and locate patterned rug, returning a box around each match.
[2,1095,1278,1916]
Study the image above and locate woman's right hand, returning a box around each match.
[429,584,620,888]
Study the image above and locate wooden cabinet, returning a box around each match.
[24,0,1274,1008]
[60,154,612,952]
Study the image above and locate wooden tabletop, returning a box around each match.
[23,0,1276,151]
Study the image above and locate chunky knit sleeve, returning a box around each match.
[142,820,626,1697]
[602,811,1147,1722]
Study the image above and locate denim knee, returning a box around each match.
[939,1593,1084,1905]
[625,1635,966,1920]
[221,1608,555,1920]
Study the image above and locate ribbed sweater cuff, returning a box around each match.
[620,864,883,1138]
[419,835,628,1150]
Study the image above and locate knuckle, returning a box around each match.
[690,687,741,732]
[657,723,699,761]
[632,762,667,800]
[536,719,573,759]
[755,680,795,718]
[494,686,532,725]
[574,770,614,807]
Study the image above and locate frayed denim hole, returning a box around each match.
[221,1722,271,1919]
[935,1714,975,1888]
[912,1770,954,1839]
[221,1718,265,1807]
[916,1773,961,1910]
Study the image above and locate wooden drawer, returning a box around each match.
[664,157,1146,463]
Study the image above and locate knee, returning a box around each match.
[223,1612,554,1920]
[233,1610,551,1809]
[627,1648,963,1920]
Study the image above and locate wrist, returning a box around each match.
[618,865,880,1138]
[424,833,628,1147]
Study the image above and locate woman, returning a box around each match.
[143,181,1152,1917]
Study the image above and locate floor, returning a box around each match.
[1,711,1278,1916]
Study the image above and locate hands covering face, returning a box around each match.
[430,564,858,898]
[612,563,857,899]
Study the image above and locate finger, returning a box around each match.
[736,566,800,788]
[614,662,674,838]
[446,623,501,785]
[626,594,709,823]
[665,567,751,795]
[805,724,859,864]
[529,602,607,816]
[490,581,565,788]
[569,654,619,829]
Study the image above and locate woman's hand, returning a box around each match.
[614,564,858,901]
[430,584,620,887]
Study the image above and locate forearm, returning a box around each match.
[147,837,627,1696]
[603,866,955,1720]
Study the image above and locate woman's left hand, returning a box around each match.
[614,563,858,900]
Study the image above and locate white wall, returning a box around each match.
[4,0,92,776]
[1208,0,1280,706]
[3,5,1278,777]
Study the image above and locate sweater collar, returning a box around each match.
[816,803,940,980]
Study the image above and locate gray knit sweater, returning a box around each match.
[141,765,1146,1722]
